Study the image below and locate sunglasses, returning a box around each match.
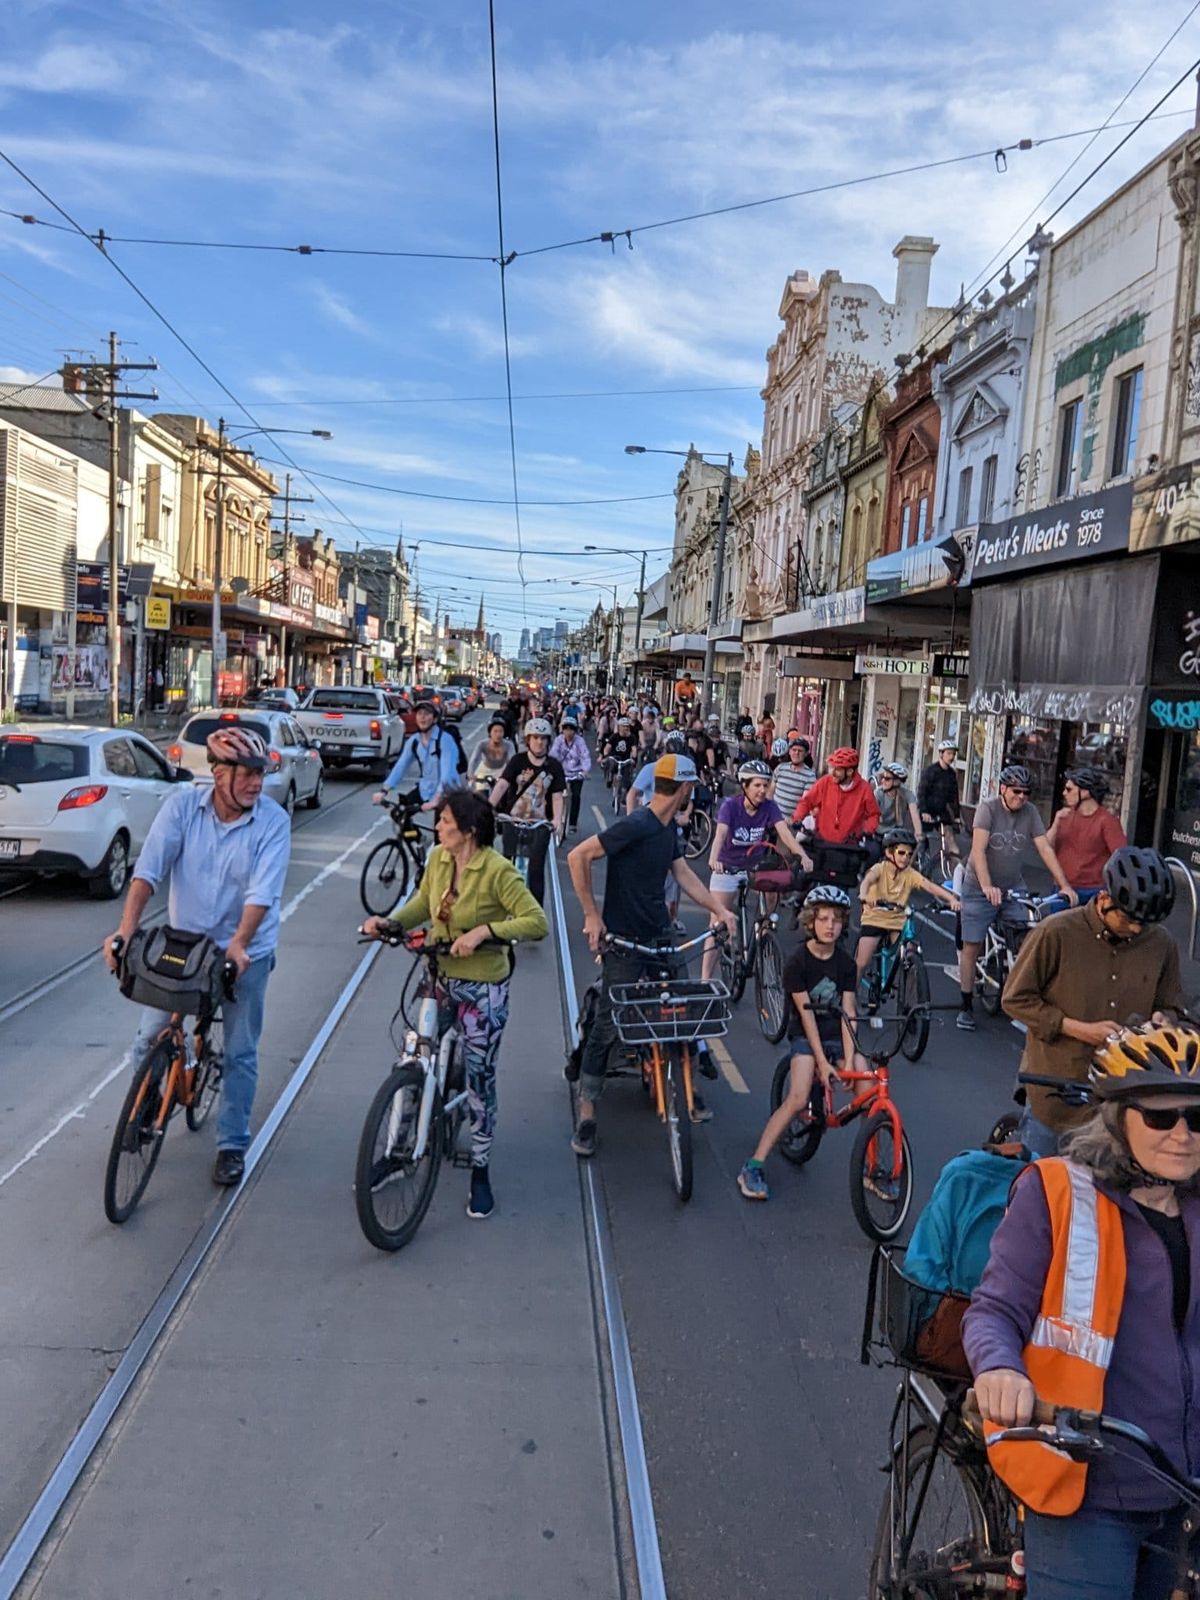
[1005,787,1030,796]
[889,847,914,858]
[1129,1103,1200,1134]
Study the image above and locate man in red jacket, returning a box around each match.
[791,748,881,843]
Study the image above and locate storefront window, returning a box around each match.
[1166,732,1200,873]
[897,683,921,772]
[1005,718,1059,820]
[1003,718,1128,828]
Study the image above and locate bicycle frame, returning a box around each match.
[129,1017,204,1133]
[394,973,470,1163]
[641,1037,695,1122]
[821,1064,906,1179]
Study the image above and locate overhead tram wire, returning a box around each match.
[254,456,676,506]
[145,382,762,409]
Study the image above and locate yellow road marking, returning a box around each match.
[591,804,608,832]
[711,1039,750,1094]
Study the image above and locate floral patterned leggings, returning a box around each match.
[443,976,511,1169]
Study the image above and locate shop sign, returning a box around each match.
[1166,807,1200,872]
[810,586,865,629]
[866,532,978,602]
[1131,463,1200,553]
[968,681,1140,724]
[181,587,235,605]
[289,578,314,615]
[314,602,344,627]
[970,483,1132,582]
[1149,693,1200,731]
[854,653,931,677]
[933,653,970,679]
[144,596,171,631]
[780,655,854,680]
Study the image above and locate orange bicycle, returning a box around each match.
[770,1001,925,1241]
[605,927,729,1202]
[103,936,238,1224]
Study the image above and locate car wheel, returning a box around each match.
[284,785,296,821]
[88,834,129,900]
[305,769,324,809]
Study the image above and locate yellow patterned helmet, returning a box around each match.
[1089,1022,1200,1101]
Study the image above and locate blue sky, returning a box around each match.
[1,0,1197,649]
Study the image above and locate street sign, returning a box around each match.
[932,653,970,679]
[854,653,931,677]
[145,596,172,631]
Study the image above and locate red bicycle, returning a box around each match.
[769,1002,922,1241]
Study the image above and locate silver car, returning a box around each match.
[172,710,324,819]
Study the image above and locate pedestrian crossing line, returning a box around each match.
[591,804,608,832]
[710,1039,750,1094]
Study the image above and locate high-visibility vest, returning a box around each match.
[985,1158,1127,1516]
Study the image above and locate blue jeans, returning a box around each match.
[133,953,274,1153]
[1024,1505,1187,1598]
[1017,1103,1061,1158]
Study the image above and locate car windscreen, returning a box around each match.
[305,691,380,711]
[183,716,272,745]
[0,737,90,784]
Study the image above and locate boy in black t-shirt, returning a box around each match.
[736,886,865,1201]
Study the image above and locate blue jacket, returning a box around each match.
[384,728,461,803]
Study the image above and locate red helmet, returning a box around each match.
[827,747,859,769]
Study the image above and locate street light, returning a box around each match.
[584,542,652,683]
[571,578,622,690]
[624,444,733,719]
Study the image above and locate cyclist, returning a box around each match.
[566,753,738,1155]
[736,886,867,1201]
[736,719,765,763]
[1046,767,1127,901]
[374,696,461,814]
[855,826,960,982]
[489,716,565,906]
[600,714,637,787]
[706,715,731,778]
[549,715,591,836]
[769,736,816,817]
[790,747,881,845]
[873,760,924,848]
[956,763,1078,1032]
[638,710,662,759]
[102,727,291,1187]
[700,758,803,982]
[964,1019,1200,1599]
[1003,845,1183,1156]
[362,789,548,1220]
[917,738,963,864]
[468,716,516,796]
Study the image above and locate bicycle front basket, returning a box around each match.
[118,924,226,1018]
[609,977,731,1046]
[875,1246,972,1382]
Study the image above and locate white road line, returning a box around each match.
[590,804,608,832]
[0,815,384,1193]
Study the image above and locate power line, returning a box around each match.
[148,382,762,409]
[255,455,676,506]
[489,0,527,618]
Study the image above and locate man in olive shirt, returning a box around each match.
[1002,845,1183,1155]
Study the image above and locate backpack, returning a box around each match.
[904,1146,1031,1298]
[440,722,468,776]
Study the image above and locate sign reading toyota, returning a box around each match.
[969,483,1131,582]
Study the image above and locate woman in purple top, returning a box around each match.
[701,758,801,981]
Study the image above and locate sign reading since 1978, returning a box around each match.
[970,482,1132,582]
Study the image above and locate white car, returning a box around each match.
[170,709,325,818]
[0,725,190,899]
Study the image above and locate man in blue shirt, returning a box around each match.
[374,698,460,811]
[103,726,292,1186]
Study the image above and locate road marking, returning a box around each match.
[279,814,384,924]
[590,804,608,832]
[710,1038,750,1094]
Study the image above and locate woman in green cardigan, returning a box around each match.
[364,788,548,1220]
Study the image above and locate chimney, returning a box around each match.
[893,236,939,311]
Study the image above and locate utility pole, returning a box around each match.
[632,547,647,693]
[701,453,733,721]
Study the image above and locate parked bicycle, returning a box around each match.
[858,901,946,1062]
[360,793,430,917]
[353,927,512,1251]
[771,1001,925,1241]
[605,927,729,1202]
[104,935,237,1224]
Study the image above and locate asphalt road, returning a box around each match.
[559,779,1030,1600]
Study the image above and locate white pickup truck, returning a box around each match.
[294,686,407,776]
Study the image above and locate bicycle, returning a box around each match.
[918,819,963,884]
[770,1001,923,1241]
[715,847,797,1042]
[610,756,635,814]
[500,815,556,889]
[973,891,1048,1016]
[354,927,512,1251]
[858,900,946,1063]
[360,794,430,917]
[681,780,715,861]
[103,938,237,1224]
[605,927,730,1202]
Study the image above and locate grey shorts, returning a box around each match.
[959,888,1027,944]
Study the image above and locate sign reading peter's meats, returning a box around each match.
[969,482,1132,583]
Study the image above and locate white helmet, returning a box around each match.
[524,717,552,740]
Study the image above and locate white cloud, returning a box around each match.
[434,313,543,361]
[309,283,370,336]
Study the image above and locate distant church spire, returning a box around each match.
[476,594,485,636]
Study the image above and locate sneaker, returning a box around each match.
[571,1119,597,1157]
[671,919,687,935]
[212,1148,244,1186]
[690,1094,713,1124]
[466,1167,494,1219]
[956,1008,977,1032]
[737,1161,769,1201]
[696,1042,719,1081]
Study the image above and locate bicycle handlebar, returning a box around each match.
[359,925,514,954]
[802,999,931,1062]
[108,934,239,999]
[603,925,728,957]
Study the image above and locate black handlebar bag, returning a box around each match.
[118,925,227,1018]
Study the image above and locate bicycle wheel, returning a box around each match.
[360,839,410,917]
[104,1039,173,1224]
[849,1109,913,1242]
[354,1063,442,1252]
[770,1053,824,1166]
[978,943,1005,1016]
[754,929,788,1043]
[664,1047,693,1202]
[725,900,749,1003]
[866,1425,991,1599]
[185,1018,223,1131]
[898,951,931,1062]
[683,807,713,861]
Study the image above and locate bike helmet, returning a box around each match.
[487,715,508,732]
[804,884,852,910]
[1090,1021,1200,1101]
[413,696,440,717]
[706,715,721,728]
[998,764,1031,788]
[663,732,688,754]
[206,725,270,771]
[883,761,908,781]
[1103,846,1176,925]
[662,715,677,730]
[560,716,578,731]
[937,739,958,753]
[828,747,859,769]
[524,717,552,739]
[616,715,632,730]
[737,758,772,783]
[1067,767,1110,802]
[882,827,918,852]
[771,737,789,758]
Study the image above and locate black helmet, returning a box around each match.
[998,764,1031,788]
[663,732,688,754]
[1068,767,1109,802]
[1103,846,1175,925]
[882,827,917,852]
